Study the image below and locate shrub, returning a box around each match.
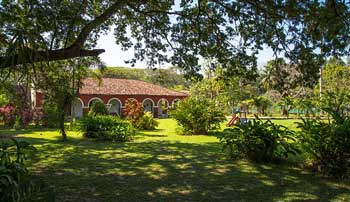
[42,101,60,128]
[21,109,33,127]
[297,108,350,178]
[33,109,43,127]
[0,104,16,127]
[123,99,144,127]
[171,96,225,135]
[80,115,135,142]
[219,118,300,162]
[136,112,158,130]
[13,116,23,130]
[88,101,109,116]
[0,138,53,202]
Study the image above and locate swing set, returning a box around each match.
[226,108,250,127]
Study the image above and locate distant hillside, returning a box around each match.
[96,66,191,91]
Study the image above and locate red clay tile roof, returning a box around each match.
[80,78,188,97]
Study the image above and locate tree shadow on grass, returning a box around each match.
[16,136,350,202]
[0,128,57,136]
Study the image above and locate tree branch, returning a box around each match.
[0,47,105,68]
[0,0,129,68]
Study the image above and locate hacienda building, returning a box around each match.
[33,78,188,118]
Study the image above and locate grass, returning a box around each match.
[0,119,349,202]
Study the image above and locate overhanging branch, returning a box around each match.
[0,0,129,68]
[0,47,105,68]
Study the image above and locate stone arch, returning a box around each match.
[142,98,155,115]
[157,98,169,118]
[107,98,122,116]
[72,98,84,118]
[88,97,104,108]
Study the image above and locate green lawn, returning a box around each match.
[0,119,349,202]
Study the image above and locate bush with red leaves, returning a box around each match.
[0,104,16,127]
[123,99,144,127]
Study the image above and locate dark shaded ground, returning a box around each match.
[0,126,349,202]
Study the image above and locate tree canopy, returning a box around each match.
[1,0,349,78]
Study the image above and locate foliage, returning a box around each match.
[88,101,109,116]
[248,96,272,116]
[317,91,350,116]
[123,99,144,127]
[294,98,317,117]
[2,1,346,80]
[278,96,295,117]
[320,60,350,93]
[135,112,158,130]
[171,96,225,135]
[41,101,60,128]
[189,66,258,114]
[80,115,135,142]
[32,109,43,127]
[0,138,51,202]
[261,58,300,97]
[33,59,95,140]
[0,93,9,106]
[20,109,33,127]
[0,104,16,127]
[100,66,190,89]
[219,118,300,162]
[13,116,23,130]
[297,109,350,179]
[261,58,320,98]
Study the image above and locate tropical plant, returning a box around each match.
[123,99,144,127]
[135,112,158,130]
[171,96,225,135]
[41,101,60,128]
[249,96,272,116]
[297,108,350,178]
[278,96,295,117]
[80,115,135,142]
[0,138,53,202]
[219,118,300,162]
[88,101,109,116]
[294,98,316,117]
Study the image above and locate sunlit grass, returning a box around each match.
[0,119,349,202]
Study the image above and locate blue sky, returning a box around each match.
[96,29,276,69]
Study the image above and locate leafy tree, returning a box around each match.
[261,58,300,98]
[249,96,272,116]
[1,1,348,78]
[100,67,147,80]
[278,96,295,117]
[294,98,317,117]
[320,60,350,94]
[34,59,92,140]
